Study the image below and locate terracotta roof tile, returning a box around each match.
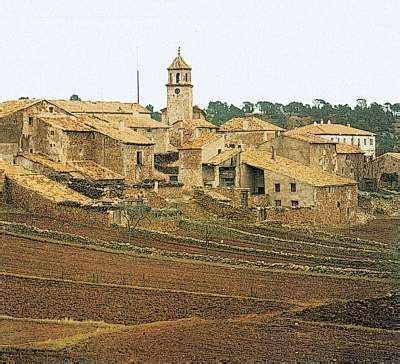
[242,150,357,187]
[290,122,374,136]
[83,116,154,145]
[167,55,191,70]
[38,113,94,132]
[94,113,170,129]
[220,116,284,132]
[18,153,76,173]
[51,100,150,114]
[205,149,239,165]
[180,133,223,150]
[0,160,90,204]
[0,99,42,118]
[336,143,363,154]
[68,160,124,181]
[283,130,333,144]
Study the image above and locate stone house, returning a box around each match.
[0,99,71,162]
[335,143,365,182]
[92,114,171,154]
[367,152,400,190]
[50,100,172,155]
[287,120,376,157]
[239,150,358,224]
[219,116,284,149]
[178,133,226,187]
[259,132,337,173]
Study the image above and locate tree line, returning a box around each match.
[204,99,400,154]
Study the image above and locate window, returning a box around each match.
[28,116,33,125]
[290,183,297,192]
[49,106,54,113]
[337,201,341,208]
[257,186,265,194]
[50,130,54,136]
[275,200,281,207]
[370,139,373,145]
[291,200,299,208]
[169,73,172,83]
[176,73,180,83]
[274,183,280,192]
[136,151,143,165]
[170,175,178,182]
[185,73,188,82]
[29,148,33,153]
[364,138,367,145]
[217,149,222,154]
[147,128,151,133]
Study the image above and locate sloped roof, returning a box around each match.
[290,122,374,136]
[94,113,170,129]
[283,130,334,144]
[375,152,400,161]
[51,100,150,114]
[18,153,76,173]
[83,116,154,145]
[242,150,357,187]
[0,160,90,204]
[0,99,42,118]
[180,133,223,150]
[205,149,239,165]
[38,113,94,132]
[174,118,217,129]
[167,55,191,70]
[336,143,363,154]
[68,160,124,181]
[220,116,284,132]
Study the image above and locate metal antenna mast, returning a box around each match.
[136,47,140,104]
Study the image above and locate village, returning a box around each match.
[1,48,399,363]
[0,50,398,228]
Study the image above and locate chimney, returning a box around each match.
[313,121,317,126]
[327,120,331,124]
[320,119,324,125]
[347,122,351,127]
[271,146,276,160]
[118,120,125,130]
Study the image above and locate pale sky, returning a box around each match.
[0,0,399,110]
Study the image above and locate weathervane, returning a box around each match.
[178,46,181,56]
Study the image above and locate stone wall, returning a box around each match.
[5,177,110,226]
[193,189,256,222]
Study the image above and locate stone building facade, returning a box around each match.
[219,116,284,150]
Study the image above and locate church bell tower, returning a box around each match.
[165,47,193,125]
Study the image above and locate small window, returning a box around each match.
[217,149,222,154]
[346,155,350,160]
[257,186,265,194]
[370,139,373,145]
[176,73,180,83]
[290,183,297,192]
[274,183,280,192]
[364,138,367,145]
[275,200,281,207]
[147,128,151,133]
[337,201,341,208]
[170,175,178,182]
[28,116,33,125]
[185,73,188,82]
[50,130,54,136]
[29,148,33,153]
[49,106,54,113]
[136,151,144,165]
[291,200,299,208]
